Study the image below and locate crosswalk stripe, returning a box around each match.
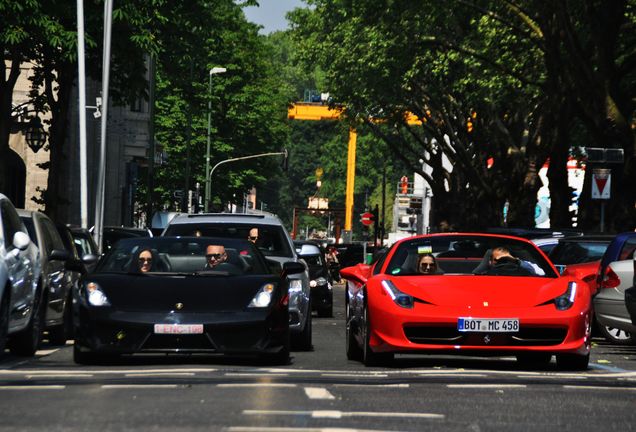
[304,387,335,400]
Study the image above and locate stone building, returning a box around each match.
[7,60,151,227]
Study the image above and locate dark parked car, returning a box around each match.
[548,235,614,274]
[336,243,376,268]
[295,241,333,317]
[73,236,304,364]
[101,226,152,252]
[18,210,72,345]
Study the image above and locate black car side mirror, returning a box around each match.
[283,261,306,276]
[49,249,70,262]
[82,254,99,266]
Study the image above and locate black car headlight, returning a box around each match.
[85,282,111,307]
[554,281,577,311]
[248,283,276,308]
[381,280,414,309]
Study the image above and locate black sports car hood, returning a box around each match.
[85,273,281,312]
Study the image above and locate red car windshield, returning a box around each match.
[385,235,557,278]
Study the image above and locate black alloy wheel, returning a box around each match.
[9,287,44,356]
[48,294,73,346]
[263,331,291,366]
[292,300,313,351]
[73,343,98,365]
[345,299,362,361]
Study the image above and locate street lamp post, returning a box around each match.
[207,150,288,211]
[205,67,227,212]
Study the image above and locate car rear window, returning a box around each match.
[619,237,636,261]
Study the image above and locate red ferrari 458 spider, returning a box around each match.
[341,233,592,370]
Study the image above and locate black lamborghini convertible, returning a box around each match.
[72,236,304,364]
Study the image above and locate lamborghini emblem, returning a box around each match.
[483,301,489,307]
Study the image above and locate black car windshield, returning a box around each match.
[385,234,557,278]
[164,223,293,258]
[96,237,269,275]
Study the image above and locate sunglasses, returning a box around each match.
[206,253,224,260]
[420,263,436,268]
[138,258,152,264]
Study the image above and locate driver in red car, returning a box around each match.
[489,247,544,276]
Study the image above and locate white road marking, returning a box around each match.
[447,384,527,389]
[0,368,216,375]
[26,374,93,379]
[321,373,388,378]
[243,410,444,420]
[563,385,636,391]
[124,372,195,377]
[34,349,60,356]
[333,383,410,388]
[218,383,296,388]
[224,373,289,377]
[304,387,335,400]
[228,428,389,432]
[0,385,65,390]
[101,384,181,389]
[418,373,487,378]
[520,375,587,380]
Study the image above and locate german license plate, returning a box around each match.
[458,318,519,333]
[153,324,204,334]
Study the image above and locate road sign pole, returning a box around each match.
[600,201,605,233]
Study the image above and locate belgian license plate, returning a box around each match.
[153,324,204,334]
[457,318,519,333]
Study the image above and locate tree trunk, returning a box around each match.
[44,64,74,223]
[547,104,573,229]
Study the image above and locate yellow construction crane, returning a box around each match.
[287,102,422,234]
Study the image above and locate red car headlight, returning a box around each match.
[381,280,414,309]
[554,281,577,311]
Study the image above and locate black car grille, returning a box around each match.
[404,325,568,346]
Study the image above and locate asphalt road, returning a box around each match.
[1,283,636,432]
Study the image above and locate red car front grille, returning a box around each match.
[403,325,568,346]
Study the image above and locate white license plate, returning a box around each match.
[153,324,204,334]
[457,318,519,333]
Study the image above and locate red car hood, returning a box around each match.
[383,275,569,308]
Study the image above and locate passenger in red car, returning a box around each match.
[417,254,442,275]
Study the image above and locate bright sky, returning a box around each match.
[243,0,306,34]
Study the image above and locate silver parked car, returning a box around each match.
[594,256,636,345]
[163,212,313,350]
[0,194,42,356]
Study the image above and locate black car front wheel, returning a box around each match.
[9,288,43,356]
[73,344,99,365]
[292,301,313,351]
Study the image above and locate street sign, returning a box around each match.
[592,168,611,200]
[361,211,374,226]
[173,189,183,198]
